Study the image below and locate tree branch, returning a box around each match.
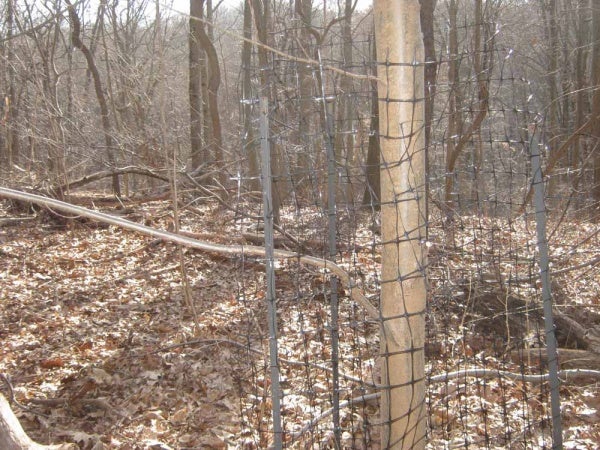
[0,187,378,319]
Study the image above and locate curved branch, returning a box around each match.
[0,187,378,319]
[56,167,170,193]
[290,367,600,440]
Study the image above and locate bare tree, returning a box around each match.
[66,0,121,196]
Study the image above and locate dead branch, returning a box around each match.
[57,167,169,193]
[0,394,76,450]
[429,367,600,384]
[0,187,378,319]
[290,367,600,440]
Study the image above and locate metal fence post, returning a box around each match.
[530,123,563,450]
[260,96,283,449]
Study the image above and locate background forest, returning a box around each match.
[0,0,599,448]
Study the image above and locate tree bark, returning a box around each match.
[362,38,381,208]
[194,8,224,170]
[67,1,121,197]
[241,0,260,191]
[189,0,205,171]
[374,0,427,447]
[592,0,600,203]
[2,0,19,169]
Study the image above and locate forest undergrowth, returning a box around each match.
[0,194,598,449]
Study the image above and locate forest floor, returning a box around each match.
[0,193,599,449]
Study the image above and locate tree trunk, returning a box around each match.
[419,0,437,151]
[2,0,19,170]
[189,0,205,171]
[195,9,224,171]
[444,0,461,221]
[592,0,600,203]
[295,0,314,190]
[362,38,381,208]
[252,0,282,224]
[374,0,427,447]
[241,0,260,191]
[338,0,356,203]
[67,1,120,197]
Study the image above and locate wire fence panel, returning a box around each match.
[231,4,600,448]
[2,1,600,449]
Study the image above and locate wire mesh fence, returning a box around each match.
[228,5,600,449]
[1,1,599,449]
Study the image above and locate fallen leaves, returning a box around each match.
[0,198,598,449]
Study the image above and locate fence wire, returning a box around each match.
[230,9,600,450]
[1,1,599,449]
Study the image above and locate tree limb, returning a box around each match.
[0,187,379,319]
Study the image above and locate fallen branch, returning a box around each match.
[429,367,600,384]
[0,187,379,319]
[0,394,76,449]
[57,167,169,193]
[290,367,600,440]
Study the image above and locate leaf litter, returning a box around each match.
[0,197,598,449]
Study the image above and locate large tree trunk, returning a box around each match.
[374,0,427,448]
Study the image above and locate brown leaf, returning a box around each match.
[40,357,64,369]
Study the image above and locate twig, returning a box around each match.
[0,373,49,417]
[289,393,380,440]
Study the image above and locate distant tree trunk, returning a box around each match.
[470,0,487,211]
[200,0,212,165]
[592,0,600,203]
[374,0,427,447]
[67,1,120,196]
[419,0,437,230]
[241,0,260,191]
[541,0,562,198]
[189,0,205,171]
[2,0,19,169]
[444,0,462,220]
[296,0,314,188]
[337,0,356,203]
[444,0,490,222]
[195,5,224,171]
[572,0,588,202]
[419,0,437,150]
[362,38,380,208]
